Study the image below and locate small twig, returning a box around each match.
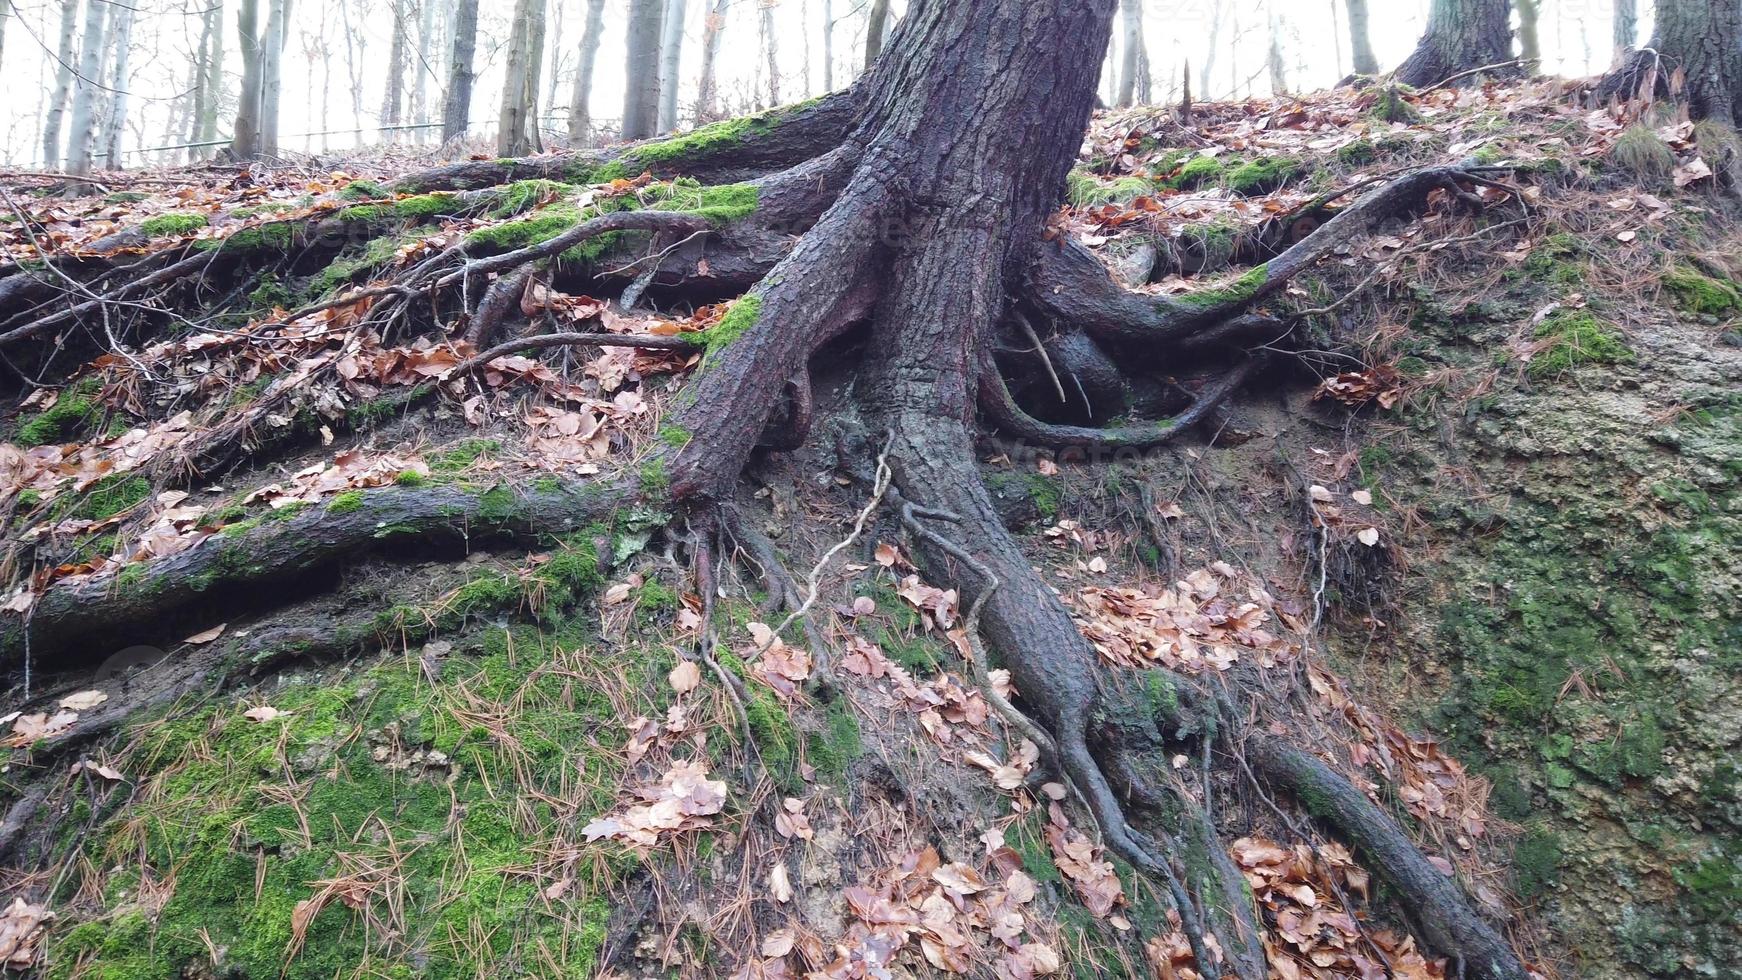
[1421,59,1527,94]
[1012,309,1067,404]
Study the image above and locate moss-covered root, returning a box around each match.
[1247,736,1531,980]
[0,480,631,672]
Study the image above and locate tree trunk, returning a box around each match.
[260,0,289,156]
[1612,0,1742,125]
[442,0,479,143]
[0,0,11,77]
[658,0,689,133]
[1266,4,1288,95]
[1613,0,1637,62]
[759,0,779,106]
[194,0,225,159]
[65,0,110,175]
[696,0,729,120]
[1517,0,1541,67]
[567,0,607,143]
[100,0,135,170]
[43,0,79,169]
[1116,0,1142,107]
[864,0,890,68]
[382,0,408,135]
[1394,0,1517,88]
[1346,0,1378,75]
[623,0,663,140]
[232,0,263,159]
[496,0,539,155]
[821,0,834,91]
[413,0,438,139]
[523,0,547,151]
[1198,0,1224,97]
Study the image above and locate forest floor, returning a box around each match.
[0,78,1738,979]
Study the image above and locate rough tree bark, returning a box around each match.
[1394,0,1517,88]
[1346,0,1378,76]
[442,0,479,143]
[624,0,663,139]
[64,0,109,175]
[568,0,608,143]
[1600,0,1742,127]
[658,0,690,134]
[0,3,1538,977]
[43,0,79,170]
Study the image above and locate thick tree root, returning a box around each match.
[0,480,629,672]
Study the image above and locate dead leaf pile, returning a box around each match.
[582,759,728,846]
[1067,563,1300,673]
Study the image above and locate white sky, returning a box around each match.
[0,0,1650,169]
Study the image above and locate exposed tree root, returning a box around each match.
[0,480,631,672]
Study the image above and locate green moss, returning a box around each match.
[1663,265,1742,316]
[1162,155,1225,190]
[657,424,692,449]
[197,221,296,252]
[1067,174,1156,206]
[392,192,461,220]
[139,212,209,237]
[1373,86,1422,124]
[327,490,365,514]
[248,272,293,310]
[58,474,151,522]
[395,470,427,487]
[639,458,670,495]
[340,179,389,201]
[628,108,786,168]
[104,191,149,204]
[1027,473,1063,522]
[431,438,501,472]
[14,377,102,447]
[477,485,518,522]
[1336,140,1377,166]
[464,205,582,252]
[1226,156,1302,194]
[1179,221,1239,268]
[1528,310,1633,378]
[652,178,760,225]
[810,700,863,782]
[1512,826,1563,899]
[696,295,762,366]
[492,179,578,217]
[1178,263,1269,310]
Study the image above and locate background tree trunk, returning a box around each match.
[65,0,110,175]
[232,0,262,159]
[0,0,11,76]
[496,0,535,155]
[568,0,607,143]
[1644,0,1742,125]
[696,0,729,120]
[1517,0,1541,66]
[195,0,226,159]
[759,0,779,106]
[260,0,289,156]
[1613,0,1637,62]
[442,0,479,143]
[101,0,135,170]
[1394,0,1516,88]
[1199,0,1224,97]
[382,0,408,136]
[1116,0,1142,107]
[623,0,663,140]
[1266,4,1288,95]
[43,0,80,169]
[863,0,890,68]
[821,0,834,91]
[658,0,689,134]
[1346,0,1378,75]
[413,0,438,139]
